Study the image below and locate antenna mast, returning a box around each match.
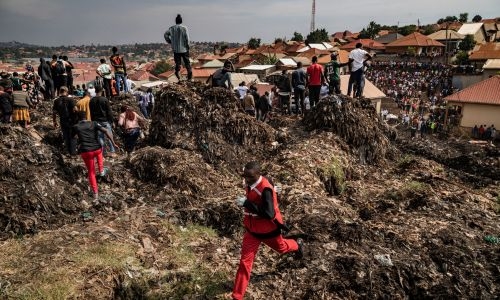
[311,0,316,32]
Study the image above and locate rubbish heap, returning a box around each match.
[149,84,276,171]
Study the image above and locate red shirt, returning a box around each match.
[307,63,323,86]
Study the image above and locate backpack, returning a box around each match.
[55,61,66,76]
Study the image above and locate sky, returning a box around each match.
[0,0,498,46]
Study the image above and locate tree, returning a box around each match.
[359,21,382,39]
[274,37,284,44]
[459,13,468,23]
[455,51,469,65]
[291,31,304,42]
[472,15,482,22]
[306,28,329,43]
[459,34,475,51]
[437,16,458,24]
[248,37,261,49]
[398,25,417,36]
[423,25,437,35]
[151,59,172,76]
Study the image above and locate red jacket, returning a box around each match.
[243,176,283,235]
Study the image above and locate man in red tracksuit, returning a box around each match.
[232,161,303,300]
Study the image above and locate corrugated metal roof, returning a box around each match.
[339,75,385,99]
[386,32,445,47]
[240,65,276,71]
[483,59,500,69]
[277,58,297,67]
[458,23,484,35]
[469,42,500,60]
[427,30,465,40]
[444,76,500,105]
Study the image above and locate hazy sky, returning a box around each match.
[0,0,498,46]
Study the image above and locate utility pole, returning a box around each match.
[311,0,316,32]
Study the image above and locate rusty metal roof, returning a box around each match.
[445,75,500,105]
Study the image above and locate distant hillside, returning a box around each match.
[0,41,39,48]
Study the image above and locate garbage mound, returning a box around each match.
[0,126,84,240]
[303,96,395,163]
[398,137,500,182]
[129,146,232,197]
[149,84,276,171]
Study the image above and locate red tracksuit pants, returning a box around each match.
[80,148,104,194]
[232,231,298,300]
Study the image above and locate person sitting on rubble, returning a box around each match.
[72,110,117,201]
[208,60,234,89]
[0,86,13,124]
[12,89,32,128]
[118,105,145,158]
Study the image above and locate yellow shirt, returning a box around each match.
[76,96,91,121]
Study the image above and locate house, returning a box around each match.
[374,33,404,45]
[229,73,261,88]
[481,18,500,42]
[201,59,225,69]
[296,42,334,53]
[296,48,331,60]
[385,32,445,55]
[427,30,465,52]
[340,39,386,53]
[457,23,487,44]
[129,70,159,82]
[290,57,311,67]
[482,59,500,77]
[339,75,386,114]
[469,42,500,67]
[444,75,500,128]
[239,64,276,81]
[276,58,297,69]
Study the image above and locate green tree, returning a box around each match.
[437,16,458,24]
[459,13,468,23]
[359,21,382,39]
[455,51,469,65]
[423,25,437,35]
[291,31,304,42]
[459,34,475,51]
[472,15,482,22]
[399,25,417,36]
[306,28,329,43]
[248,37,261,49]
[151,59,172,76]
[274,37,284,44]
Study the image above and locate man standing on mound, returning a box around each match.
[232,161,303,300]
[164,14,192,81]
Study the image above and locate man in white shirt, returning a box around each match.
[236,81,249,100]
[347,43,372,98]
[96,58,113,98]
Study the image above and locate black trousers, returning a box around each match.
[103,78,112,99]
[308,85,321,108]
[174,52,192,79]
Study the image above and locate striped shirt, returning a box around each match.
[164,24,190,54]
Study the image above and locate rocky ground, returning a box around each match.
[0,83,498,299]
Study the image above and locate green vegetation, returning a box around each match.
[291,31,304,42]
[455,51,470,65]
[306,28,330,43]
[151,59,173,76]
[248,37,261,49]
[319,157,346,196]
[459,35,475,52]
[359,21,382,39]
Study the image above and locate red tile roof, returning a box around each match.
[129,70,158,81]
[180,68,215,78]
[340,39,386,51]
[469,42,500,60]
[317,50,349,64]
[444,75,500,105]
[386,32,445,47]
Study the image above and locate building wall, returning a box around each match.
[454,102,500,127]
[474,30,486,44]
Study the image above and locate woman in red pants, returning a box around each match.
[72,111,118,200]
